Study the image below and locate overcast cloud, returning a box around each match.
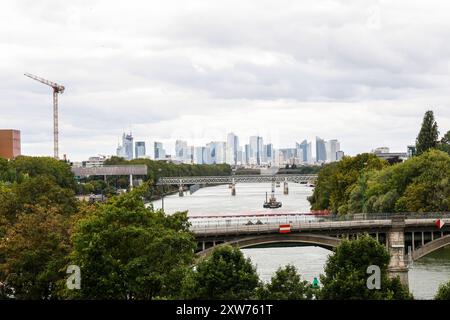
[1,0,450,161]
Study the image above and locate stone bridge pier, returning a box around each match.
[178,180,184,197]
[231,178,236,196]
[283,178,289,195]
[387,215,409,287]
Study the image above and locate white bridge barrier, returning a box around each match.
[188,213,450,237]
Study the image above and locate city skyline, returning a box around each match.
[2,1,450,161]
[112,130,344,166]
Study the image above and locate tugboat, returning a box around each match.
[263,180,282,209]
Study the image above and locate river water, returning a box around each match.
[151,183,450,299]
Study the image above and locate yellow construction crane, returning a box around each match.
[24,73,65,159]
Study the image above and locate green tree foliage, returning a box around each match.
[0,206,71,299]
[309,149,450,214]
[257,264,313,300]
[416,110,439,155]
[434,280,450,300]
[308,154,386,214]
[69,188,196,299]
[0,175,77,222]
[10,156,76,190]
[319,235,412,300]
[439,130,450,155]
[183,245,260,300]
[364,150,450,213]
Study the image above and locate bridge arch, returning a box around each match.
[197,233,341,257]
[411,235,450,261]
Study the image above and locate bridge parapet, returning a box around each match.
[191,219,393,238]
[156,174,318,186]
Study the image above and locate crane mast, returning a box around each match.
[24,73,65,159]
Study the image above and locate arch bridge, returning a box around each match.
[191,213,450,287]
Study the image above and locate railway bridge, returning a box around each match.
[190,213,450,287]
[156,174,318,196]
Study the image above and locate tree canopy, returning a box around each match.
[319,235,412,300]
[434,280,450,300]
[416,110,439,155]
[308,153,386,214]
[182,245,260,300]
[257,264,313,300]
[69,188,196,299]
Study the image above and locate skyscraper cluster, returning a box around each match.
[149,133,343,166]
[116,132,147,160]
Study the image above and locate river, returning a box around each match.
[151,182,450,299]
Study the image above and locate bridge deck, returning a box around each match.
[157,174,318,185]
[191,218,449,238]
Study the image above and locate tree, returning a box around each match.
[439,130,450,155]
[416,110,439,155]
[0,206,71,299]
[69,188,196,299]
[257,264,313,300]
[0,175,78,223]
[184,245,260,300]
[308,154,386,214]
[435,280,450,300]
[319,235,412,300]
[365,149,450,213]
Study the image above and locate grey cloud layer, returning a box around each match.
[1,0,450,160]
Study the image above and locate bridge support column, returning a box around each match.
[387,215,409,288]
[179,184,184,197]
[129,174,133,190]
[283,179,289,195]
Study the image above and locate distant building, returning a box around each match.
[175,140,188,162]
[336,151,345,161]
[194,146,205,164]
[186,146,194,164]
[0,129,21,159]
[372,147,390,154]
[206,141,226,164]
[135,141,146,159]
[373,147,408,163]
[265,143,274,165]
[326,139,341,162]
[316,136,327,163]
[81,155,107,167]
[278,148,297,165]
[244,144,250,165]
[116,132,133,160]
[407,145,416,158]
[296,140,312,164]
[249,136,263,165]
[227,132,239,165]
[154,142,166,160]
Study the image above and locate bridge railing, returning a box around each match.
[190,218,393,236]
[189,212,395,229]
[189,212,450,228]
[403,212,450,219]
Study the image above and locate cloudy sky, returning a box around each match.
[2,0,450,161]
